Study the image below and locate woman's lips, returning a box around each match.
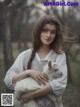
[45,39,51,41]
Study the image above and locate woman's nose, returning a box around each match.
[47,32,51,37]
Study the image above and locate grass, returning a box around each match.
[0,42,80,107]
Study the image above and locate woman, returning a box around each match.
[4,15,67,107]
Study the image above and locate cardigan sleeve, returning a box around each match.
[4,49,32,90]
[50,52,68,96]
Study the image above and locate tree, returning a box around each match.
[0,0,13,71]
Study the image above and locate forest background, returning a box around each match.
[0,0,80,107]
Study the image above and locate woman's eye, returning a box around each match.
[42,29,48,32]
[51,30,56,34]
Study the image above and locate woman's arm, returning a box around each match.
[20,83,53,101]
[4,49,32,90]
[12,70,30,84]
[12,69,48,84]
[50,52,68,96]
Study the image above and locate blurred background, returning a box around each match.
[0,0,80,107]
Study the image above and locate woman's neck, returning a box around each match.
[37,46,51,59]
[39,46,51,52]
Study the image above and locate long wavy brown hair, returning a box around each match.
[27,15,64,69]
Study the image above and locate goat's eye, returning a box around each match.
[54,69,58,72]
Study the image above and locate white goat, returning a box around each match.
[14,61,62,107]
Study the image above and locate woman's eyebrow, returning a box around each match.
[43,26,49,29]
[43,27,56,31]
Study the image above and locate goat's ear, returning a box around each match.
[48,61,52,69]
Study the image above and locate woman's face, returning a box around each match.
[40,24,56,47]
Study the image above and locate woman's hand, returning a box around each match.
[20,92,33,102]
[28,70,49,85]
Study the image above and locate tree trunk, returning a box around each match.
[66,53,72,83]
[1,3,13,72]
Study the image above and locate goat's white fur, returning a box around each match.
[14,61,62,107]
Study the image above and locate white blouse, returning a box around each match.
[4,48,67,96]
